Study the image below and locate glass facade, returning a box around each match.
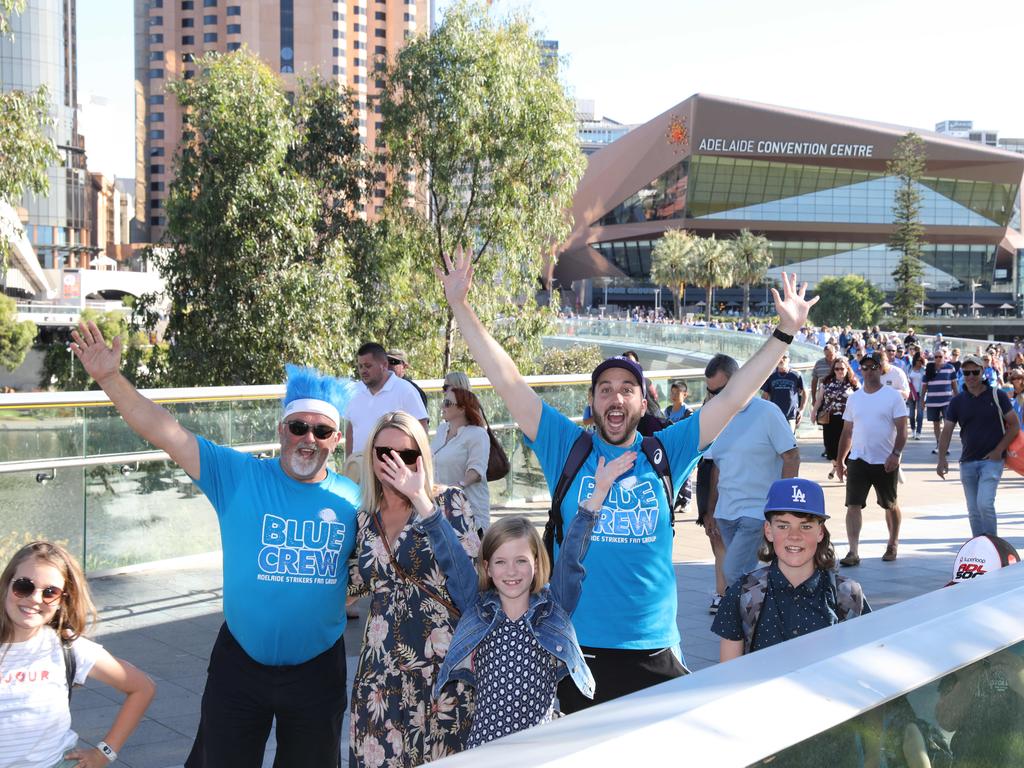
[0,0,89,271]
[596,159,688,226]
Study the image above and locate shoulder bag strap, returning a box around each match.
[371,511,461,619]
[993,386,1006,436]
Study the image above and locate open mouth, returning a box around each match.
[604,408,626,429]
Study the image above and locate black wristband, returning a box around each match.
[772,327,794,345]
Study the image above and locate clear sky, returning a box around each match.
[77,0,1023,181]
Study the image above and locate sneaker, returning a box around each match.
[839,552,861,567]
[709,595,722,615]
[931,446,939,454]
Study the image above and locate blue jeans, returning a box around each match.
[718,515,766,586]
[908,398,924,434]
[960,459,1003,537]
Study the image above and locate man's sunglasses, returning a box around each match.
[374,446,422,466]
[11,577,64,604]
[387,358,402,366]
[860,363,880,371]
[706,384,725,396]
[285,420,337,440]
[962,369,982,377]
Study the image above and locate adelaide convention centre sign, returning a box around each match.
[697,137,875,158]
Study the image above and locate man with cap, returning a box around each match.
[836,350,909,566]
[712,477,870,661]
[878,345,910,400]
[70,321,361,768]
[438,246,818,711]
[386,347,429,412]
[937,353,1020,537]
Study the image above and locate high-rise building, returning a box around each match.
[0,0,91,275]
[135,0,430,243]
[576,99,635,156]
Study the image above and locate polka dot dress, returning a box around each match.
[466,615,558,748]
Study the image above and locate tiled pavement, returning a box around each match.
[70,431,1024,767]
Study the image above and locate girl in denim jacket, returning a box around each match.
[379,447,636,747]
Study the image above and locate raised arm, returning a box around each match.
[698,273,817,449]
[71,321,199,478]
[438,246,543,441]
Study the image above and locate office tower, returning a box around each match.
[136,0,429,243]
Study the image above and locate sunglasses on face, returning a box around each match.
[10,577,64,604]
[860,363,880,371]
[285,420,337,440]
[833,365,847,370]
[962,369,982,377]
[374,446,422,466]
[706,384,725,396]
[387,358,402,366]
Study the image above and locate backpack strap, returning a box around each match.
[737,566,771,654]
[61,639,76,701]
[638,436,674,524]
[543,431,594,561]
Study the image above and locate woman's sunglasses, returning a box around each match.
[441,399,456,408]
[11,577,64,604]
[285,420,337,440]
[374,446,422,466]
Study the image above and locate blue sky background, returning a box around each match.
[78,0,1022,180]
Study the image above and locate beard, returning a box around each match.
[593,406,642,446]
[283,446,326,480]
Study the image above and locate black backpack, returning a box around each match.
[542,431,674,560]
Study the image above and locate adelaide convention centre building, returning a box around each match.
[555,94,1024,316]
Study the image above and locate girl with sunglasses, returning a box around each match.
[1,541,155,768]
[433,386,491,531]
[348,412,477,768]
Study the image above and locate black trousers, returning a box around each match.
[557,645,688,714]
[185,624,347,768]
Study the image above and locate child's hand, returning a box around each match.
[584,451,637,510]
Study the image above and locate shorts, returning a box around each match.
[926,406,947,422]
[845,457,899,509]
[557,644,688,714]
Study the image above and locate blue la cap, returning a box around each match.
[764,478,828,519]
[591,355,644,391]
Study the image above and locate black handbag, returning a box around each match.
[481,412,510,481]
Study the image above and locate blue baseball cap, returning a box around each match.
[591,356,644,391]
[764,478,828,519]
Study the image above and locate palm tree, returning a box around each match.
[683,235,735,323]
[650,228,696,319]
[731,229,773,317]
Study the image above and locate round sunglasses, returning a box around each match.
[10,577,64,604]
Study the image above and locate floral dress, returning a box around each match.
[348,487,478,768]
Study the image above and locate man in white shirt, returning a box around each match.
[836,352,909,566]
[879,347,910,400]
[343,342,429,481]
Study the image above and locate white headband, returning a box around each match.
[282,398,340,427]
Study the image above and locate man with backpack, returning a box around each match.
[438,247,817,711]
[937,354,1020,537]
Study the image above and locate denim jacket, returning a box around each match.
[417,505,597,700]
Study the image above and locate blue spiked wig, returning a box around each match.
[282,364,356,427]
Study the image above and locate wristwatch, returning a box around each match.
[772,327,794,345]
[96,742,117,762]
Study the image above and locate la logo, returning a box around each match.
[791,485,806,504]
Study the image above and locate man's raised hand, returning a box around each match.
[70,321,122,385]
[771,272,819,335]
[436,244,474,308]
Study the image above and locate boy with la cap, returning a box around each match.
[713,478,871,661]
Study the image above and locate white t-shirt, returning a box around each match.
[844,386,908,464]
[0,628,104,767]
[431,422,491,528]
[880,365,910,399]
[344,372,429,455]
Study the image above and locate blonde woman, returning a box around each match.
[348,412,477,767]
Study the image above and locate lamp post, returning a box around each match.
[970,281,982,318]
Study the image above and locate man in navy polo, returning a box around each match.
[761,353,806,431]
[937,354,1020,537]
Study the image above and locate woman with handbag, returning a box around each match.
[348,411,477,768]
[433,386,492,531]
[810,356,860,480]
[907,352,927,438]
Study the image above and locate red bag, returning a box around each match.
[1006,429,1024,477]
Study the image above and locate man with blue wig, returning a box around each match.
[71,321,360,768]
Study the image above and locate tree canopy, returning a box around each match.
[682,235,735,323]
[809,275,884,328]
[650,229,695,319]
[731,229,773,317]
[889,132,927,330]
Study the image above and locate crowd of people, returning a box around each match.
[3,263,1023,767]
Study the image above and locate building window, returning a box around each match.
[227,42,241,51]
[203,0,217,5]
[148,68,164,79]
[332,11,340,20]
[227,23,240,33]
[374,103,381,113]
[150,164,165,174]
[182,17,194,27]
[150,146,165,157]
[374,28,385,37]
[203,14,216,24]
[374,45,386,55]
[375,11,385,20]
[149,199,163,209]
[281,0,294,72]
[149,50,163,61]
[353,5,365,15]
[147,94,165,105]
[182,34,194,44]
[150,181,165,191]
[149,15,163,26]
[332,46,340,56]
[148,129,165,140]
[148,112,165,122]
[353,22,366,32]
[354,40,365,49]
[183,69,195,79]
[151,0,163,7]
[333,29,340,38]
[333,65,341,75]
[374,78,385,88]
[149,33,164,43]
[181,0,193,8]
[353,58,365,67]
[353,75,365,84]
[403,12,412,21]
[204,32,218,42]
[227,4,240,15]
[150,216,164,226]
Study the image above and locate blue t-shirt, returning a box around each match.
[194,437,360,665]
[524,402,704,650]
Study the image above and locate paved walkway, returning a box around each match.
[70,432,1024,767]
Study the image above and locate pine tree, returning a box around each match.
[888,132,927,330]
